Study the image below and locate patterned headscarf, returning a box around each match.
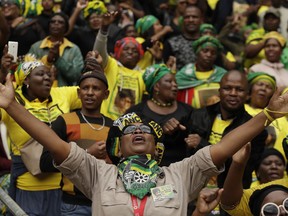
[114,37,144,60]
[83,0,107,19]
[192,35,223,54]
[143,64,173,95]
[200,23,216,35]
[14,61,44,86]
[263,31,286,48]
[106,112,164,165]
[135,15,158,35]
[247,72,276,90]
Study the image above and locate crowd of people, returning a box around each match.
[0,0,288,215]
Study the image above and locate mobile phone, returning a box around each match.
[8,41,18,62]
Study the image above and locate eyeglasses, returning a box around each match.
[261,197,288,216]
[122,125,152,135]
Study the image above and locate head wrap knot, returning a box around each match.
[143,64,173,95]
[192,35,223,54]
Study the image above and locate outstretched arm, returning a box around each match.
[210,88,288,168]
[0,74,70,164]
[220,144,251,210]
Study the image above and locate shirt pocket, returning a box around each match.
[101,186,130,206]
[153,188,180,209]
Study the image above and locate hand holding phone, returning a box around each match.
[8,41,18,62]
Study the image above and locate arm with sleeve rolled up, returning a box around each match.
[93,11,118,68]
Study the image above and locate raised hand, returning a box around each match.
[101,11,118,31]
[266,87,288,119]
[0,74,15,109]
[193,188,224,216]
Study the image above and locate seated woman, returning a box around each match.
[249,31,288,88]
[126,64,193,166]
[251,148,286,187]
[245,72,288,157]
[176,35,227,108]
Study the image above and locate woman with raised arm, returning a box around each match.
[0,74,288,215]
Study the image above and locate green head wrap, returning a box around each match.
[200,23,216,35]
[83,0,107,19]
[143,64,173,95]
[192,35,223,54]
[135,15,158,35]
[247,72,276,90]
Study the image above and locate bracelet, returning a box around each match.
[263,108,275,127]
[219,201,240,210]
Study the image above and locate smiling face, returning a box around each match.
[154,73,178,102]
[265,38,283,63]
[257,155,285,184]
[77,77,109,113]
[118,42,140,69]
[219,71,248,115]
[250,80,274,109]
[119,123,156,158]
[24,65,53,101]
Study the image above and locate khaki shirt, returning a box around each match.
[57,142,223,215]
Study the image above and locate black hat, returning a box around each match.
[78,71,108,88]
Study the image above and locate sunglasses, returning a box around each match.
[261,197,288,216]
[122,125,152,135]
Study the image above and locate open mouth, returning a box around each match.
[132,135,145,144]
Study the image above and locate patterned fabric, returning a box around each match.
[83,0,107,19]
[0,174,10,215]
[114,37,144,61]
[106,112,163,164]
[166,34,196,70]
[14,61,44,86]
[118,155,161,199]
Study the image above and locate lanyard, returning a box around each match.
[131,195,148,216]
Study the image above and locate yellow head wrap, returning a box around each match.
[14,61,44,86]
[83,0,107,19]
[263,31,286,48]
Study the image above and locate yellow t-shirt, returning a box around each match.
[224,178,288,216]
[101,57,146,120]
[1,86,81,191]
